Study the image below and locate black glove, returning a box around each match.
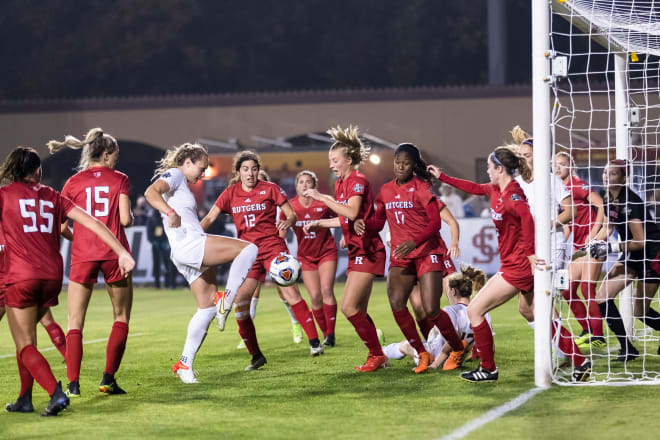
[588,240,620,259]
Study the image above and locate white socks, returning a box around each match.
[224,243,258,307]
[180,306,215,367]
[281,299,298,324]
[250,297,259,320]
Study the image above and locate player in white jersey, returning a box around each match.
[144,143,258,383]
[383,264,491,369]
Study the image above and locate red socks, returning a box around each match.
[323,303,337,335]
[66,329,83,383]
[347,311,383,356]
[20,345,57,396]
[430,310,463,351]
[105,321,129,375]
[16,350,34,395]
[552,320,585,367]
[473,319,496,371]
[291,300,319,341]
[417,317,434,340]
[561,281,589,333]
[312,308,328,337]
[44,322,66,359]
[582,282,603,336]
[237,317,261,355]
[393,308,427,355]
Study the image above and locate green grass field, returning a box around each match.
[1,282,660,439]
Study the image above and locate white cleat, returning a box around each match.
[292,322,303,344]
[172,361,199,384]
[310,343,324,357]
[214,291,235,331]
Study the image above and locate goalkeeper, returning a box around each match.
[589,160,660,361]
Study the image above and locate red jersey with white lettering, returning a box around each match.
[375,177,446,260]
[62,167,131,263]
[215,179,288,251]
[565,175,597,250]
[0,182,75,283]
[438,174,534,289]
[284,196,337,259]
[335,170,384,258]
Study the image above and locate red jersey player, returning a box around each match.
[303,125,388,372]
[356,143,468,373]
[0,147,134,416]
[202,151,324,371]
[283,170,338,347]
[48,128,135,396]
[428,145,591,382]
[555,151,605,349]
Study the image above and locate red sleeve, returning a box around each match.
[214,187,232,213]
[438,174,491,197]
[273,184,288,206]
[412,198,442,246]
[61,178,72,199]
[347,174,367,198]
[364,195,386,231]
[59,193,76,223]
[119,174,130,196]
[509,198,535,256]
[279,209,286,221]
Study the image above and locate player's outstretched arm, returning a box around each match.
[440,205,460,259]
[200,205,221,232]
[144,179,181,228]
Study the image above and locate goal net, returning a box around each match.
[547,0,660,385]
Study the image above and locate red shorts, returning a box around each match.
[501,269,534,293]
[69,260,124,285]
[0,291,5,308]
[249,242,290,283]
[4,279,62,308]
[298,247,338,272]
[347,249,386,277]
[390,252,456,277]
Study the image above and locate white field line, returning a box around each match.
[436,387,547,440]
[0,332,144,359]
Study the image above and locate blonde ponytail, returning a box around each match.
[153,143,208,179]
[511,125,532,146]
[328,125,371,165]
[47,128,116,171]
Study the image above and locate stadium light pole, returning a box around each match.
[532,0,553,388]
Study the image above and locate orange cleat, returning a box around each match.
[354,354,389,372]
[443,340,469,371]
[414,351,434,374]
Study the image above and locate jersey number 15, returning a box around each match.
[85,186,110,217]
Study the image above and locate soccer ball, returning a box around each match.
[269,254,301,287]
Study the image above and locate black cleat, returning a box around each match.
[615,346,639,362]
[41,382,70,417]
[460,366,499,383]
[99,373,127,395]
[66,380,80,398]
[245,352,267,371]
[572,361,592,382]
[323,334,335,347]
[6,389,34,413]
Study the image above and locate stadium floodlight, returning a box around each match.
[197,137,239,151]
[535,0,660,386]
[251,136,292,148]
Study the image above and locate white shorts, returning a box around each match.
[168,226,209,284]
[552,231,568,270]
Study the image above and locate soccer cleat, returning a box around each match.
[586,336,606,350]
[292,323,303,344]
[376,328,385,345]
[414,351,434,374]
[99,373,127,395]
[172,361,199,384]
[41,382,70,417]
[460,366,499,383]
[245,352,267,371]
[214,291,233,332]
[5,389,34,413]
[65,380,81,398]
[572,360,592,382]
[575,330,592,346]
[237,340,246,350]
[354,354,389,372]
[323,333,336,347]
[310,341,325,357]
[615,346,639,362]
[443,340,469,371]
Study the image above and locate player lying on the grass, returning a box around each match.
[428,145,591,383]
[1,147,135,416]
[354,143,468,374]
[554,151,605,350]
[383,264,491,369]
[280,170,339,348]
[588,159,660,362]
[202,151,323,372]
[303,125,389,372]
[145,143,258,383]
[48,128,135,397]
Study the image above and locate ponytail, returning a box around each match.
[47,127,118,171]
[395,143,434,183]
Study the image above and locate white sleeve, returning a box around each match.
[554,175,571,206]
[158,168,185,195]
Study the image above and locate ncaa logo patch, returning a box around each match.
[162,172,171,178]
[353,183,364,193]
[510,194,522,201]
